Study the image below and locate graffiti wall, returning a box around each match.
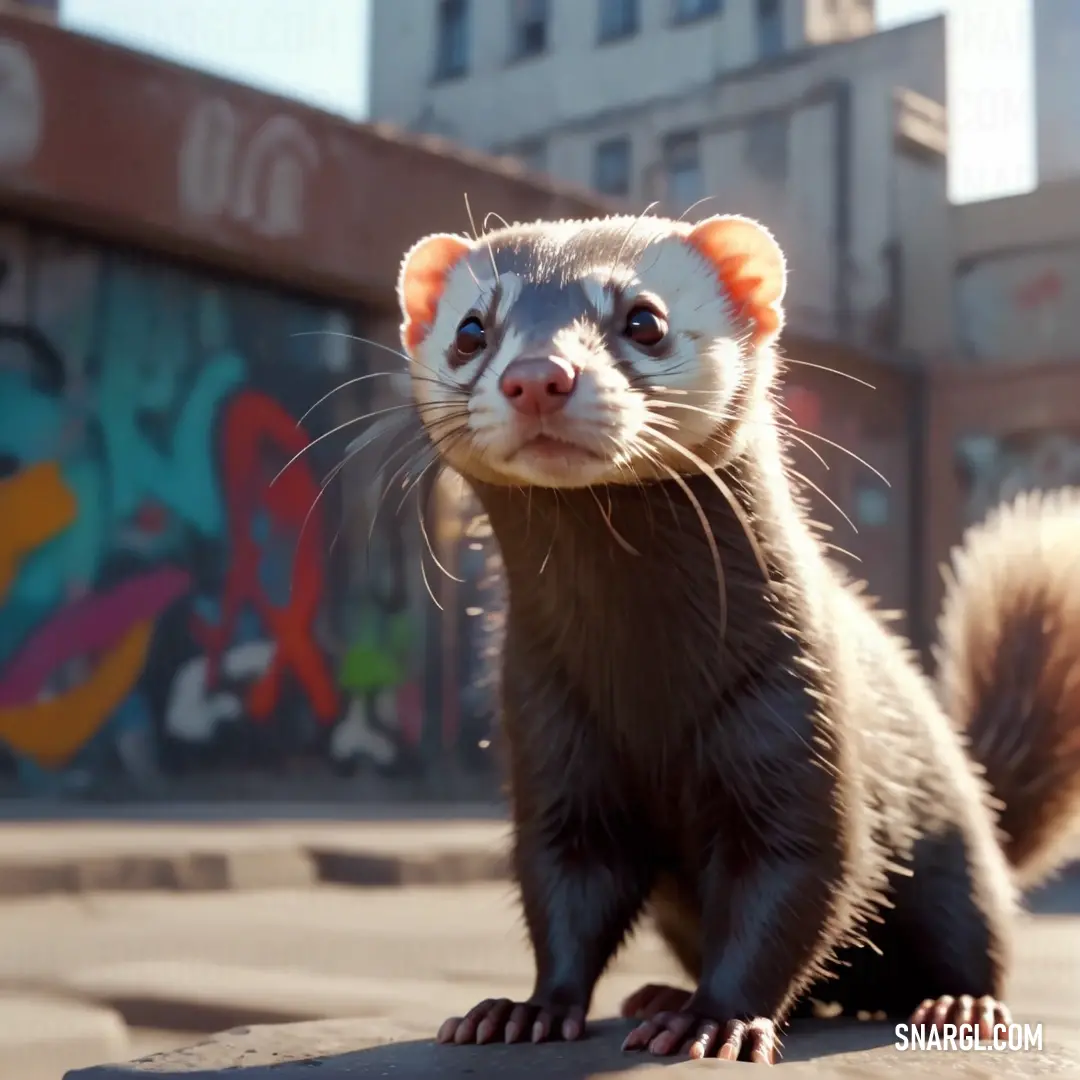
[955,428,1080,527]
[0,221,492,796]
[955,246,1080,362]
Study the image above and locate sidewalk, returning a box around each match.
[0,808,511,897]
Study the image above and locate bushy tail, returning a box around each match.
[935,487,1080,890]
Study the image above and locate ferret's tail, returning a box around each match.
[935,486,1080,890]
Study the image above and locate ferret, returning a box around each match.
[393,212,1080,1064]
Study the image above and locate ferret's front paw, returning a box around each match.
[909,994,1012,1040]
[622,1005,779,1063]
[437,997,586,1045]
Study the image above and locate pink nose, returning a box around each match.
[498,357,577,416]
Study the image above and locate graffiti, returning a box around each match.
[0,38,42,169]
[0,220,499,796]
[0,223,359,793]
[193,390,339,723]
[955,247,1080,362]
[956,429,1080,527]
[178,98,320,238]
[329,384,427,777]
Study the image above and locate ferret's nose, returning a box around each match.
[498,356,577,415]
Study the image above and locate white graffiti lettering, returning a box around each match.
[178,97,320,239]
[164,640,275,742]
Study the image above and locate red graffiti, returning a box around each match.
[784,384,822,433]
[1015,270,1062,311]
[191,389,339,724]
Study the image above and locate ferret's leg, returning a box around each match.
[438,691,655,1047]
[624,691,853,1065]
[893,827,1016,1038]
[621,879,698,1021]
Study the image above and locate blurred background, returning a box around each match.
[0,0,1078,1076]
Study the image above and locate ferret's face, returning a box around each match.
[396,214,786,489]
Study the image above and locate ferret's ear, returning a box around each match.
[397,232,474,352]
[686,215,786,342]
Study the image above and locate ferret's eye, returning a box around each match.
[454,316,486,359]
[624,305,668,349]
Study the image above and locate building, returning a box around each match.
[0,9,923,799]
[1033,0,1080,185]
[368,2,951,357]
[370,0,876,150]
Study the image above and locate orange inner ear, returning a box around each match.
[400,234,473,352]
[687,217,785,343]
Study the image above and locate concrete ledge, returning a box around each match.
[0,820,511,897]
[310,845,509,886]
[63,1016,1080,1079]
[0,994,129,1080]
[0,848,318,897]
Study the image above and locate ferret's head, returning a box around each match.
[396,213,786,489]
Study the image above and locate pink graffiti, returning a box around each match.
[0,567,191,707]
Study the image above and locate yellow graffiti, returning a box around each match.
[0,462,77,601]
[0,621,154,769]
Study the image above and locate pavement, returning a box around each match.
[0,810,1072,1077]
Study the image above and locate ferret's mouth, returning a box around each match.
[507,433,604,464]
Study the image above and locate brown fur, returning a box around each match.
[935,486,1080,890]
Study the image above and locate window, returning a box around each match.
[598,0,639,42]
[594,137,632,196]
[745,113,788,181]
[663,131,703,209]
[434,0,470,79]
[512,137,549,174]
[672,0,722,23]
[756,0,783,59]
[510,0,549,60]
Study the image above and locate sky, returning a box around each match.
[60,0,1034,205]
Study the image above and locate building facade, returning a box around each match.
[1034,0,1080,185]
[368,2,951,356]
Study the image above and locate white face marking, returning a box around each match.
[405,221,777,490]
[625,236,748,453]
[580,271,615,323]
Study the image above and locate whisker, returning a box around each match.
[788,467,859,535]
[676,194,717,223]
[296,369,416,428]
[466,195,500,279]
[418,540,445,612]
[654,456,729,649]
[414,462,464,582]
[289,329,447,382]
[327,414,424,558]
[463,193,493,288]
[644,426,771,583]
[776,428,830,471]
[270,401,432,489]
[783,425,891,487]
[588,486,641,556]
[780,357,876,390]
[608,202,660,292]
